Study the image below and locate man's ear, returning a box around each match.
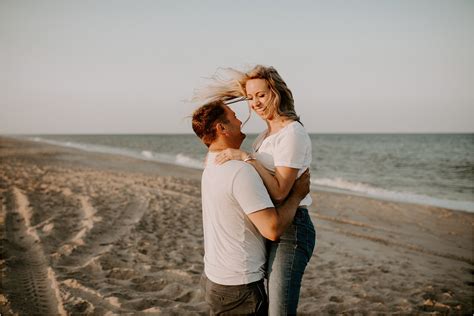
[216,123,227,135]
[216,122,227,136]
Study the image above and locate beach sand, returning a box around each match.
[0,136,472,315]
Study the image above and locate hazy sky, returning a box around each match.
[1,0,473,134]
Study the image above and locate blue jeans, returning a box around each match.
[267,207,316,316]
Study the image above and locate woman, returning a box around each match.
[201,65,316,315]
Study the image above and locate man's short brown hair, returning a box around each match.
[192,100,228,147]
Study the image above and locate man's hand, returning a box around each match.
[291,169,311,199]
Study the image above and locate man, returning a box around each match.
[192,100,310,315]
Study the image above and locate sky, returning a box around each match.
[1,0,473,134]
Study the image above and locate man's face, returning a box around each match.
[223,105,246,147]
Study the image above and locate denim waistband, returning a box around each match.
[295,207,309,219]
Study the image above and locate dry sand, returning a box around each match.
[0,136,472,315]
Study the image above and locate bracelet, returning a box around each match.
[244,154,256,162]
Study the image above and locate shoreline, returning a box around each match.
[1,136,472,314]
[312,184,474,215]
[8,135,474,214]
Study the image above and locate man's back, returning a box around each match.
[201,152,274,286]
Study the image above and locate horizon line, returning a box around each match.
[2,132,473,136]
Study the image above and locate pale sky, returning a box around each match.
[1,0,473,134]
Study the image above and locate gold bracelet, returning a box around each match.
[244,154,256,162]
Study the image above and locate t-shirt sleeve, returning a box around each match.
[273,127,309,169]
[232,165,274,215]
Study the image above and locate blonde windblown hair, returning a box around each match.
[193,65,300,122]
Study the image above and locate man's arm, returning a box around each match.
[247,169,310,241]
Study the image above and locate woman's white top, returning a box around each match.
[252,121,312,206]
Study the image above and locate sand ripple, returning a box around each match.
[1,151,207,314]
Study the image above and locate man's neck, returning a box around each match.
[209,141,237,152]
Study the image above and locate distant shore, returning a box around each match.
[1,136,472,314]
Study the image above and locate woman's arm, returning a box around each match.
[247,160,299,205]
[215,148,299,204]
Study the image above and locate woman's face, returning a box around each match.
[245,79,273,120]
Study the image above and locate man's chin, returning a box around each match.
[241,132,246,140]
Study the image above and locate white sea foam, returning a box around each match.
[26,137,205,170]
[141,150,154,159]
[22,136,473,212]
[176,153,204,169]
[312,177,474,213]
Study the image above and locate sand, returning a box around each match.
[0,136,472,315]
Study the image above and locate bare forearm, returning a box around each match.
[248,160,288,203]
[274,192,302,237]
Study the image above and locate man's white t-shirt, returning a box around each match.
[253,121,313,206]
[201,152,274,285]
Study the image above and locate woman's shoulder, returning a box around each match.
[273,121,311,150]
[279,121,309,138]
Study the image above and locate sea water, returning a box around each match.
[25,134,474,212]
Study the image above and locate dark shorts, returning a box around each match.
[201,274,268,315]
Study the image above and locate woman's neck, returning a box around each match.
[266,116,294,135]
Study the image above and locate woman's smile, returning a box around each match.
[245,78,272,118]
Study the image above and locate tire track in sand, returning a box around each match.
[3,187,66,315]
[54,193,102,258]
[56,195,149,269]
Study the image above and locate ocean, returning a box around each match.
[24,134,474,213]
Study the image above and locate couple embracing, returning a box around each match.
[192,65,316,315]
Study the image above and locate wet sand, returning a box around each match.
[0,136,472,315]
